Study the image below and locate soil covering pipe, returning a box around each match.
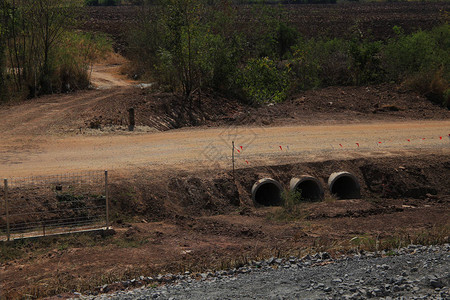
[290,175,324,202]
[328,171,361,199]
[252,178,283,206]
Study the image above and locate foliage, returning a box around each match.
[2,0,86,98]
[54,32,112,92]
[291,37,350,89]
[383,24,450,107]
[237,57,290,104]
[129,2,449,108]
[129,0,244,101]
[348,38,383,85]
[268,189,307,222]
[282,189,303,209]
[383,25,450,82]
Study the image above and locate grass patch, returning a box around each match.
[267,189,310,222]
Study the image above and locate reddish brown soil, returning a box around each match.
[80,3,450,52]
[1,155,449,299]
[17,84,445,133]
[0,10,449,295]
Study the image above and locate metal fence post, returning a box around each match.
[105,170,109,228]
[4,179,10,241]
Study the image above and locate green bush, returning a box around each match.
[291,37,350,90]
[383,24,450,107]
[128,2,449,108]
[383,24,450,81]
[47,32,112,92]
[348,38,383,85]
[237,57,290,104]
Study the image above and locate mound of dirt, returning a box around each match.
[79,83,449,133]
[106,154,450,222]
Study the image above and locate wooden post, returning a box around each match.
[128,108,135,131]
[4,179,10,241]
[105,170,109,228]
[232,141,235,180]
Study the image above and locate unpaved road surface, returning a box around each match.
[0,58,448,178]
[1,120,449,177]
[89,64,136,89]
[80,244,450,300]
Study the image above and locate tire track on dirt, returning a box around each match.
[0,89,126,137]
[1,120,449,177]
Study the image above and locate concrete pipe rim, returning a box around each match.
[289,175,324,202]
[251,178,283,207]
[328,171,361,200]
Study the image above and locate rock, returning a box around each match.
[321,252,331,260]
[430,279,444,289]
[332,278,343,284]
[301,254,311,261]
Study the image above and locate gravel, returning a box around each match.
[77,244,449,300]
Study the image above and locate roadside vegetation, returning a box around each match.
[0,0,112,101]
[1,0,448,106]
[127,0,449,108]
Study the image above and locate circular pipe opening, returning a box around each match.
[290,176,324,202]
[252,178,283,206]
[328,172,361,200]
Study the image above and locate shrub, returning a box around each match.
[403,68,450,109]
[276,22,299,60]
[383,24,450,81]
[291,37,350,90]
[236,57,290,104]
[383,24,450,107]
[348,38,383,85]
[49,32,112,92]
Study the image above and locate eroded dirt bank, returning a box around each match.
[1,154,449,299]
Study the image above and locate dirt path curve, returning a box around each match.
[89,64,136,89]
[1,120,449,177]
[0,59,449,177]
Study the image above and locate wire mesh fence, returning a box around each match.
[0,171,109,241]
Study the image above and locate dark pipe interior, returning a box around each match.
[255,183,282,206]
[296,180,321,202]
[331,176,360,199]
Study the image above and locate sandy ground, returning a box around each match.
[0,55,449,178]
[0,120,450,178]
[89,64,136,89]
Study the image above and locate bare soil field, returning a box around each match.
[80,2,450,52]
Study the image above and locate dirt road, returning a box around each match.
[1,120,449,177]
[0,59,448,178]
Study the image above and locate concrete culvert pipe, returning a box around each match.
[252,178,283,206]
[289,176,324,202]
[328,171,361,200]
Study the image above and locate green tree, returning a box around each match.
[131,0,243,104]
[5,0,82,96]
[0,1,7,101]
